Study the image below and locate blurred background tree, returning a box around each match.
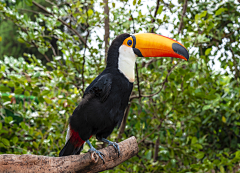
[0,0,57,64]
[0,0,240,172]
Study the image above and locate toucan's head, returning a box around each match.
[106,33,189,82]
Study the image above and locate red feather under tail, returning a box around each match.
[59,127,92,157]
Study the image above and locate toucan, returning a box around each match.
[59,33,189,162]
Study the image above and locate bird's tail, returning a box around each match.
[59,135,85,156]
[59,125,92,156]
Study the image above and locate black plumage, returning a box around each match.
[60,33,133,157]
[70,69,133,141]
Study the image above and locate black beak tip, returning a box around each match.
[172,43,189,61]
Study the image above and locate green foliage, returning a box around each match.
[0,0,57,64]
[0,0,240,172]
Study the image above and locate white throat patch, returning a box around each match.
[118,45,137,83]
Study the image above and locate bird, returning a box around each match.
[59,33,189,162]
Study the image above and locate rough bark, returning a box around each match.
[0,136,138,173]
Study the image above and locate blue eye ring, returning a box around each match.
[127,40,132,46]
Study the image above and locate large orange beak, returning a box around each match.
[128,33,189,61]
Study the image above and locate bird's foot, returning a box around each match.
[100,138,120,157]
[88,147,105,163]
[107,141,120,157]
[86,139,105,163]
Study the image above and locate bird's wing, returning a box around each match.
[84,73,112,102]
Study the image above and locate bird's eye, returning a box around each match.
[127,40,132,46]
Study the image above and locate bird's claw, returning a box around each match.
[108,141,120,157]
[88,147,105,163]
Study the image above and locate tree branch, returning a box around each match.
[151,0,160,33]
[130,62,179,101]
[135,63,141,97]
[104,0,110,63]
[153,137,160,162]
[45,0,56,6]
[81,30,90,93]
[0,137,138,173]
[116,102,132,142]
[18,8,50,16]
[178,0,188,34]
[131,14,136,33]
[230,47,240,85]
[50,43,57,57]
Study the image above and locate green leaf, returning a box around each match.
[195,14,200,23]
[41,90,50,96]
[20,122,27,130]
[112,2,115,8]
[0,65,5,71]
[12,136,18,144]
[222,116,226,123]
[0,36,2,42]
[145,150,152,160]
[18,38,25,43]
[205,48,212,55]
[7,81,14,87]
[5,116,13,124]
[33,141,39,149]
[0,86,11,92]
[0,122,2,130]
[38,96,45,103]
[200,11,207,18]
[38,47,48,55]
[191,137,198,145]
[25,0,33,6]
[87,9,93,16]
[194,11,207,24]
[203,105,211,111]
[207,22,214,31]
[157,5,163,15]
[192,143,203,150]
[215,8,227,16]
[170,148,174,158]
[0,143,5,148]
[195,152,204,159]
[235,151,240,159]
[24,91,30,97]
[213,159,220,164]
[133,0,136,5]
[44,97,52,104]
[122,21,130,28]
[14,88,24,95]
[2,138,10,146]
[220,166,225,173]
